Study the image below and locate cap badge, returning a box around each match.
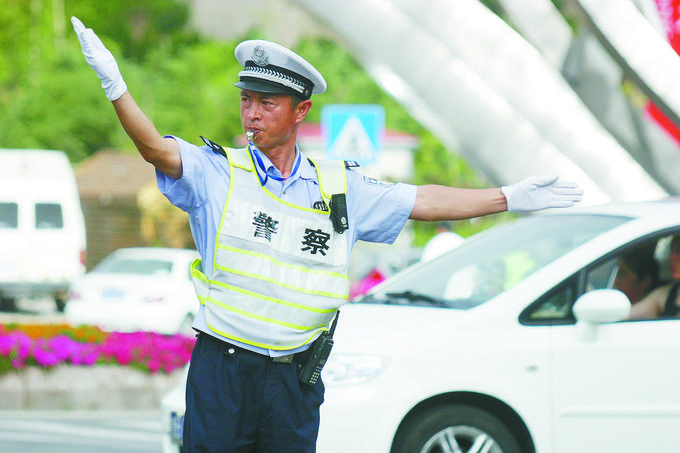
[251,46,269,66]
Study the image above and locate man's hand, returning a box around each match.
[72,16,127,101]
[501,175,583,212]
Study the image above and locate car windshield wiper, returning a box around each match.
[382,290,450,308]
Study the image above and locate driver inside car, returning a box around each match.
[628,234,680,319]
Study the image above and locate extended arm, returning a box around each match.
[410,175,583,220]
[410,186,506,221]
[72,17,181,179]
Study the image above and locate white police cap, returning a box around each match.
[235,40,327,99]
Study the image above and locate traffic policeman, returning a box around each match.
[72,16,583,453]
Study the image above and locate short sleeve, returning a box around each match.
[346,170,416,244]
[156,136,230,212]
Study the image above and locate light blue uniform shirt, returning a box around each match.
[157,136,417,355]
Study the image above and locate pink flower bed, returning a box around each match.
[0,325,195,375]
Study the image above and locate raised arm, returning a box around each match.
[72,17,181,179]
[410,175,583,220]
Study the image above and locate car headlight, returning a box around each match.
[322,353,390,386]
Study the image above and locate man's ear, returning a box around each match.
[295,99,313,124]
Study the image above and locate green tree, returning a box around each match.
[67,0,199,61]
[0,48,122,162]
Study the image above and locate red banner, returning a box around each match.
[646,0,680,145]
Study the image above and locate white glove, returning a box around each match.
[501,175,583,212]
[72,16,127,101]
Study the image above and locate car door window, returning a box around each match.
[585,256,618,291]
[522,232,679,325]
[521,274,579,324]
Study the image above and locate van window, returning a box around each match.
[0,202,18,228]
[35,203,64,229]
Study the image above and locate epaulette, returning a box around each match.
[200,136,227,158]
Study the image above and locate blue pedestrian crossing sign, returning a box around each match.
[321,104,385,164]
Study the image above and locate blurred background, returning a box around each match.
[3,3,680,448]
[2,0,680,289]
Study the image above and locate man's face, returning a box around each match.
[614,259,649,304]
[240,90,310,151]
[670,236,680,280]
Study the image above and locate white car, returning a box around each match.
[65,247,199,335]
[161,201,680,453]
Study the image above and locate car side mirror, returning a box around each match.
[572,289,631,341]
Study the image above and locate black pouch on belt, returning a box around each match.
[297,312,340,386]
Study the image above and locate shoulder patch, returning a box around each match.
[362,175,394,187]
[200,136,227,158]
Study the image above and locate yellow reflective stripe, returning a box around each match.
[190,259,209,306]
[190,259,208,282]
[226,147,331,214]
[217,243,347,280]
[213,169,236,275]
[215,263,347,299]
[205,293,332,330]
[225,147,255,171]
[209,278,338,314]
[205,322,325,351]
[309,157,347,201]
[260,179,330,214]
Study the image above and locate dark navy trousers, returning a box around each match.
[183,333,325,453]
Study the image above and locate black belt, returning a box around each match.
[198,332,310,364]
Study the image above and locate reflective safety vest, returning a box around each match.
[190,146,350,350]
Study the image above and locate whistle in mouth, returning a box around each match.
[246,131,254,142]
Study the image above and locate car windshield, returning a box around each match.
[94,257,173,275]
[361,214,629,309]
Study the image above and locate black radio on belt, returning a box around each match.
[297,312,340,386]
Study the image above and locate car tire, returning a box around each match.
[0,296,17,312]
[391,404,521,453]
[55,296,66,313]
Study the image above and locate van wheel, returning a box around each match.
[0,296,17,312]
[392,404,521,453]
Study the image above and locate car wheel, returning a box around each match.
[392,404,521,453]
[54,296,66,313]
[0,296,17,312]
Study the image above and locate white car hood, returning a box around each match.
[332,302,470,354]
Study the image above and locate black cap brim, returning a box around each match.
[235,79,302,97]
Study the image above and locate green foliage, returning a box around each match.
[0,0,31,89]
[128,39,243,145]
[0,48,123,162]
[67,0,199,61]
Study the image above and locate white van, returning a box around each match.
[0,149,86,312]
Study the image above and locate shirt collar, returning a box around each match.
[249,144,304,183]
[299,154,319,182]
